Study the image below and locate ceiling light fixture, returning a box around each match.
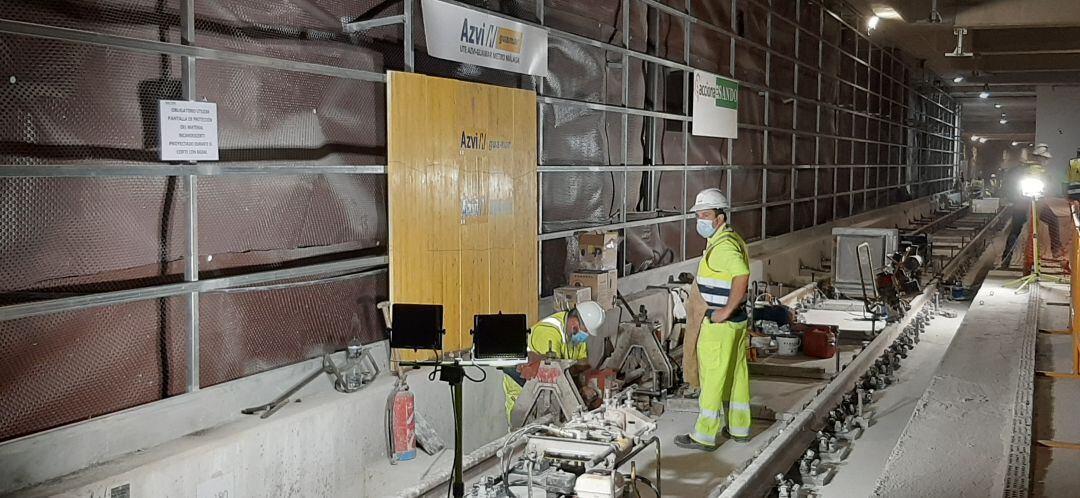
[868,15,881,31]
[953,76,964,83]
[979,84,990,99]
[979,137,988,143]
[994,104,1002,109]
[971,136,979,142]
[1012,142,1020,146]
[1000,118,1009,125]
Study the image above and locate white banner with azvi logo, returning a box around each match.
[422,0,548,77]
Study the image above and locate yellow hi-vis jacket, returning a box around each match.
[528,311,587,361]
[682,225,751,386]
[696,226,751,322]
[1069,156,1080,201]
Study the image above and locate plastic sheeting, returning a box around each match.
[0,0,955,440]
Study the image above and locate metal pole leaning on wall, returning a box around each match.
[180,0,200,393]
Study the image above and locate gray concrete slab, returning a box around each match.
[1036,334,1076,373]
[1032,447,1080,498]
[820,301,967,497]
[872,274,1037,497]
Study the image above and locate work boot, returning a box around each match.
[673,434,717,451]
[723,427,752,443]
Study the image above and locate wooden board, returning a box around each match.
[387,72,538,357]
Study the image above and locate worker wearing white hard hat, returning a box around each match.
[675,188,754,450]
[502,301,606,421]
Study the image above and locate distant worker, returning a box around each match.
[502,301,606,421]
[1069,148,1080,228]
[1002,144,1061,264]
[675,188,753,451]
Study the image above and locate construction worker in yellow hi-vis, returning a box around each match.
[502,301,605,422]
[1070,148,1080,229]
[675,188,753,451]
[1069,148,1080,203]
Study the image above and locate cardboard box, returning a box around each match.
[553,286,592,312]
[578,232,618,271]
[569,269,618,310]
[972,197,1000,214]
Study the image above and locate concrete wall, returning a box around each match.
[1,345,508,497]
[1036,85,1080,185]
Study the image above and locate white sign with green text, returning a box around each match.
[692,70,739,139]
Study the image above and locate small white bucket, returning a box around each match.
[775,336,801,356]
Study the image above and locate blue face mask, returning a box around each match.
[570,331,589,346]
[696,218,718,238]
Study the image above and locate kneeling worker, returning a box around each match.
[502,301,606,420]
[675,188,753,450]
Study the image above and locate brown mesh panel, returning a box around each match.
[198,272,387,387]
[0,177,187,302]
[197,174,387,273]
[0,34,182,166]
[0,297,187,441]
[0,0,180,42]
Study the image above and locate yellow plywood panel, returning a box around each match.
[387,72,538,359]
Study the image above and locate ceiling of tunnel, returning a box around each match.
[844,0,1080,142]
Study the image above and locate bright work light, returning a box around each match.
[1021,176,1045,198]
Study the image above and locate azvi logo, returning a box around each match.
[423,0,548,76]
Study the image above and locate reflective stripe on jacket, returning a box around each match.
[697,226,750,322]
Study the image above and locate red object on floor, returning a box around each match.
[391,389,416,461]
[801,326,837,359]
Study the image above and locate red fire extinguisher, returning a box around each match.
[390,384,416,461]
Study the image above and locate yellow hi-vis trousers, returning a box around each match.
[503,374,522,423]
[691,318,752,446]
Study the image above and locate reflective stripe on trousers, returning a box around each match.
[503,373,522,423]
[691,318,752,445]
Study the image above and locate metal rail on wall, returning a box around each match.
[0,0,960,414]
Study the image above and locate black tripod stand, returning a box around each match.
[400,360,469,498]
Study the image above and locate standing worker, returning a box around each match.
[1002,144,1061,264]
[502,301,606,421]
[1069,148,1080,227]
[675,188,753,450]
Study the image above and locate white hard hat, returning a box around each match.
[575,301,605,335]
[690,188,730,212]
[1033,143,1052,159]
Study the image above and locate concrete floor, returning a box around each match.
[820,301,968,497]
[872,271,1036,497]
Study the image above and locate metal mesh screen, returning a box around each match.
[197,60,387,165]
[197,174,387,272]
[0,296,187,441]
[0,34,182,166]
[0,1,181,42]
[198,271,387,387]
[0,177,187,302]
[194,0,395,72]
